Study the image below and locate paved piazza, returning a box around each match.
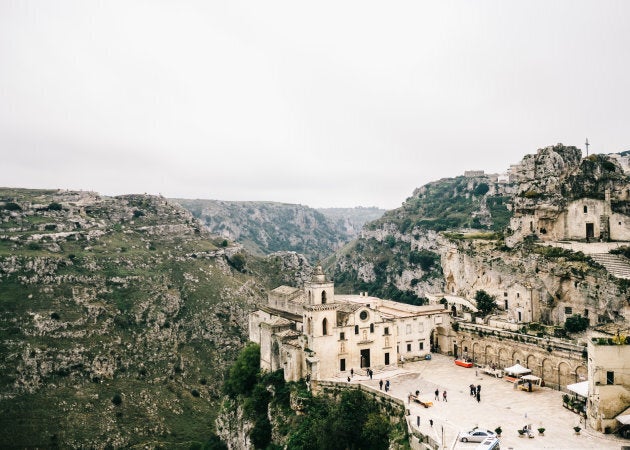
[333,353,627,449]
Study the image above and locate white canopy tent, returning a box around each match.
[518,374,542,391]
[504,363,532,376]
[566,380,589,398]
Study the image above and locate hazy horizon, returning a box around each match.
[2,1,629,209]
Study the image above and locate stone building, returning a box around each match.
[586,338,630,433]
[249,267,451,381]
[508,192,630,244]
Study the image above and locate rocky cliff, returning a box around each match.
[173,199,384,263]
[0,188,275,448]
[329,145,630,328]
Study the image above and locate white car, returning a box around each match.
[460,428,496,443]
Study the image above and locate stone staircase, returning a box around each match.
[590,253,630,279]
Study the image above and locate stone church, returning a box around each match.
[249,267,451,381]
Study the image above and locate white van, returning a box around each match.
[475,437,500,450]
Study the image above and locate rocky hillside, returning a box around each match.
[328,172,514,302]
[0,188,278,448]
[173,199,384,263]
[329,145,630,328]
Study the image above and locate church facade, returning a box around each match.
[249,267,452,381]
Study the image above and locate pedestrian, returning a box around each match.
[347,376,351,382]
[477,384,481,394]
[472,386,476,396]
[379,379,383,390]
[434,389,439,400]
[469,384,474,396]
[430,419,434,427]
[443,390,447,402]
[476,391,481,403]
[385,380,390,392]
[350,368,354,378]
[415,390,420,397]
[369,369,373,380]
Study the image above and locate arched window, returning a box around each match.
[322,318,328,335]
[370,323,374,333]
[321,291,327,304]
[354,325,359,335]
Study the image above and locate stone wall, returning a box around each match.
[452,327,587,390]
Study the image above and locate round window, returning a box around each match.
[359,310,369,321]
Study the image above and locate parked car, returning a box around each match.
[619,424,630,439]
[460,428,496,443]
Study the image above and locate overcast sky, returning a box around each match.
[1,1,628,209]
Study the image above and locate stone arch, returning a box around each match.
[461,339,472,358]
[321,291,327,304]
[526,354,538,376]
[541,358,554,387]
[498,347,510,368]
[322,318,328,336]
[472,342,481,362]
[512,349,525,365]
[485,345,496,366]
[575,365,588,383]
[558,361,572,387]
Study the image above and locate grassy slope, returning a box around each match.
[0,189,267,448]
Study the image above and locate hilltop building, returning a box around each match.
[249,267,451,381]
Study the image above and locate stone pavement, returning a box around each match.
[332,354,627,449]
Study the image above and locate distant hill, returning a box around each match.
[173,199,385,263]
[0,188,278,448]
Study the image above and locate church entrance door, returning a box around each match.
[586,223,594,239]
[360,349,371,368]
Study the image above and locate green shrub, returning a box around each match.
[228,253,246,272]
[3,202,21,211]
[112,393,123,406]
[473,183,489,196]
[48,202,63,211]
[474,290,496,316]
[565,314,589,333]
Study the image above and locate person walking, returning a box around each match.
[477,384,481,394]
[350,368,354,378]
[379,379,383,390]
[385,380,390,392]
[476,391,481,403]
[443,390,447,402]
[429,419,434,427]
[434,389,439,401]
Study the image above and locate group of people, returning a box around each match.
[469,383,482,402]
[378,379,391,392]
[434,388,447,402]
[346,367,374,382]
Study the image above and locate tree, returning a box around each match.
[473,183,490,196]
[564,314,589,333]
[474,290,496,316]
[223,343,260,397]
